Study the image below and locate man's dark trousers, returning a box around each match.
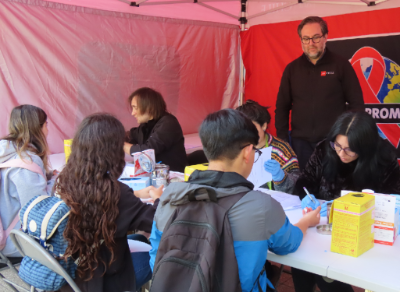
[291,137,318,170]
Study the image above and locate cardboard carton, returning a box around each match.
[184,163,209,181]
[373,193,398,246]
[118,177,150,191]
[330,192,375,257]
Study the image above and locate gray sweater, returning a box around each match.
[0,140,53,257]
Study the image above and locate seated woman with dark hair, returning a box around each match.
[57,113,162,292]
[123,87,187,172]
[292,111,400,292]
[236,100,300,193]
[295,111,400,202]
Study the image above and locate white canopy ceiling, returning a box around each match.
[40,0,399,26]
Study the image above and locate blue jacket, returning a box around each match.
[149,170,303,292]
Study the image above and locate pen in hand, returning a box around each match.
[303,187,316,204]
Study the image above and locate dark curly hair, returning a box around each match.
[55,113,126,280]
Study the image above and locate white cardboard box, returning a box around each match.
[373,193,398,246]
[118,177,150,191]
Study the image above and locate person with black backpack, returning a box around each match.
[149,109,321,292]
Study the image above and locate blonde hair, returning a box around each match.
[3,105,50,173]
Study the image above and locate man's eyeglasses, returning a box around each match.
[240,144,262,163]
[329,141,357,157]
[301,35,324,44]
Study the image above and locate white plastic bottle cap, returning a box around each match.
[362,189,375,194]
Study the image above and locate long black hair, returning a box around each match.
[322,111,396,190]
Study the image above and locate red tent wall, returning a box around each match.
[0,0,240,153]
[241,7,400,153]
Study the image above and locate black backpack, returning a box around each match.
[150,187,245,292]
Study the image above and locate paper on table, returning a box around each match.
[255,188,302,211]
[247,146,272,188]
[128,239,152,253]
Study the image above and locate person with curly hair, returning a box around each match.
[0,105,55,258]
[57,113,162,292]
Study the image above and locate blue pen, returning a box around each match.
[303,187,316,204]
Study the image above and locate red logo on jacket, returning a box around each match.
[321,71,327,76]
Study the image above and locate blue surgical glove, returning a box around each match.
[320,200,334,216]
[301,194,321,210]
[264,159,285,182]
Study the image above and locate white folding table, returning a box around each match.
[268,209,400,292]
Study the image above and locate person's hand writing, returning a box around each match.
[301,194,320,210]
[124,142,133,155]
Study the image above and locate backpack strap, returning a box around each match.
[217,191,248,212]
[22,196,48,232]
[3,215,21,239]
[0,159,45,179]
[187,187,248,211]
[40,201,69,244]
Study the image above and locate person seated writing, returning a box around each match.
[123,87,187,172]
[236,100,300,193]
[57,113,162,292]
[1,105,55,259]
[292,111,400,292]
[149,109,320,292]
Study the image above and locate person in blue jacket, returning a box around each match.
[149,109,321,292]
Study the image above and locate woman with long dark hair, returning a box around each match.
[123,87,187,172]
[292,111,400,292]
[295,111,400,201]
[0,105,54,258]
[57,113,162,292]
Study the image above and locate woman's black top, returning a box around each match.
[294,139,400,200]
[128,113,187,172]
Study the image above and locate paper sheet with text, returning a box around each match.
[255,188,302,211]
[246,146,272,188]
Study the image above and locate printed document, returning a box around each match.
[255,188,302,211]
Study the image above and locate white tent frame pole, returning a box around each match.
[118,0,242,7]
[238,0,247,106]
[302,0,388,5]
[304,0,367,5]
[196,3,238,19]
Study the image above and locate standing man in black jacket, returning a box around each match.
[275,16,364,170]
